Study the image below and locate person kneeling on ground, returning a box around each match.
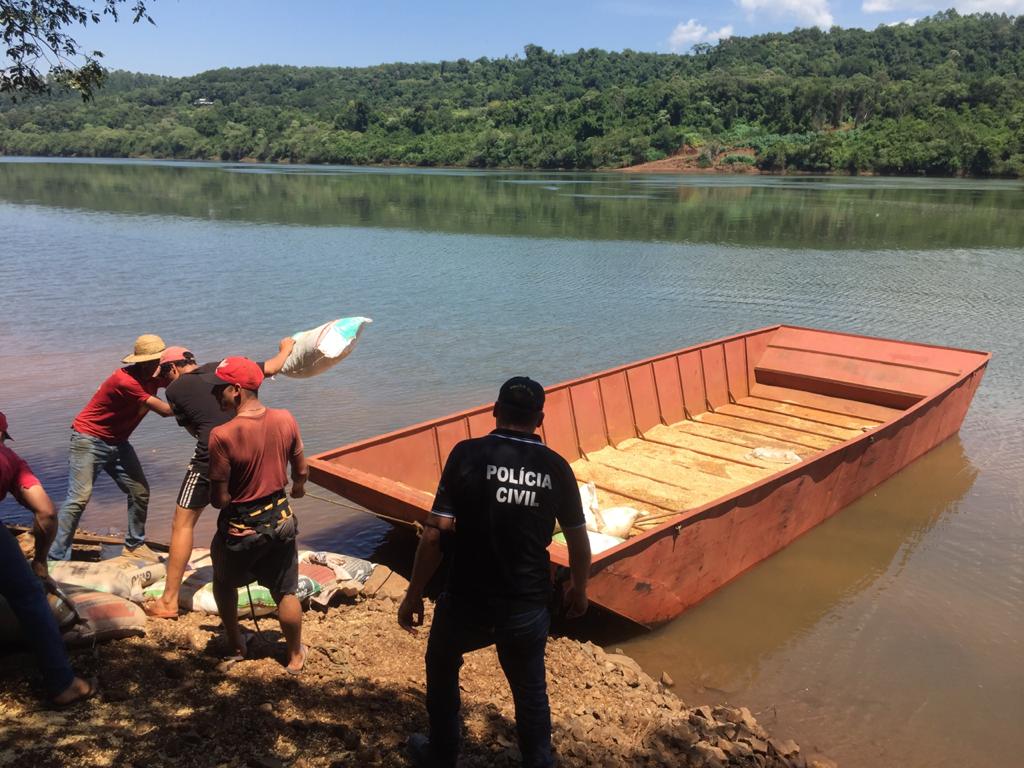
[0,411,96,706]
[398,377,592,768]
[143,338,296,619]
[204,358,308,674]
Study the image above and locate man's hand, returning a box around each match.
[32,560,57,594]
[279,337,296,355]
[398,592,424,634]
[290,479,306,499]
[565,584,589,619]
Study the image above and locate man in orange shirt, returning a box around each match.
[205,357,308,674]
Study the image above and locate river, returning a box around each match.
[1,158,1021,767]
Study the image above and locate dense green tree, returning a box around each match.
[1,12,1022,175]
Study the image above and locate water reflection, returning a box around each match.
[1,159,1023,249]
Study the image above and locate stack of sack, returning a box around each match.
[141,548,376,617]
[1,544,377,648]
[552,482,645,554]
[0,552,160,647]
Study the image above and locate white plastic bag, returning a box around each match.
[748,447,802,464]
[578,482,603,532]
[280,317,372,379]
[599,506,641,539]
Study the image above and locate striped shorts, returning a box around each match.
[176,462,211,510]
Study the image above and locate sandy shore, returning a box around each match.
[0,578,836,768]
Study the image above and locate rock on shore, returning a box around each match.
[0,590,820,767]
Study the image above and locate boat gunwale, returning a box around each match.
[309,325,784,463]
[308,326,990,568]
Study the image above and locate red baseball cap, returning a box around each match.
[0,411,12,440]
[159,346,192,365]
[206,356,264,391]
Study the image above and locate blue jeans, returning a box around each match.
[49,430,149,560]
[0,525,75,697]
[425,593,553,768]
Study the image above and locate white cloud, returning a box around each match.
[954,0,1024,10]
[737,0,835,29]
[884,16,919,24]
[863,0,1024,13]
[668,19,734,52]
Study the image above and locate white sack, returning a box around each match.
[280,317,372,379]
[578,482,604,532]
[598,506,641,539]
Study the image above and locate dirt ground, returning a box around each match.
[0,576,835,768]
[621,146,760,174]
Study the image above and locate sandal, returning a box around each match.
[284,644,308,676]
[141,599,179,620]
[51,676,99,709]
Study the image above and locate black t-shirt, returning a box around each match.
[166,361,266,467]
[433,428,586,608]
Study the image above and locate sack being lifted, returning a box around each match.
[279,317,372,379]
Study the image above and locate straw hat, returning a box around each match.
[122,334,167,364]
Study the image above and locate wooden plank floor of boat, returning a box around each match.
[571,386,900,533]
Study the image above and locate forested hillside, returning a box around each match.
[1,11,1022,175]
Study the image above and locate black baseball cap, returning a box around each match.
[496,377,545,414]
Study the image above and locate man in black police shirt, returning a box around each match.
[399,377,592,768]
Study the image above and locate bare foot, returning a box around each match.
[285,644,308,676]
[52,676,97,707]
[141,597,178,619]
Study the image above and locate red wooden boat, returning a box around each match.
[308,326,988,627]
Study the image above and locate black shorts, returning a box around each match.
[210,516,299,603]
[176,462,210,510]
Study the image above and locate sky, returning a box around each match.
[73,0,1024,76]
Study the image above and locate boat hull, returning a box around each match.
[309,326,988,627]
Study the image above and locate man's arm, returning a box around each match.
[398,512,455,632]
[262,338,297,377]
[208,432,230,509]
[144,396,174,417]
[289,449,308,498]
[561,524,592,618]
[556,460,591,618]
[18,483,57,580]
[210,479,230,510]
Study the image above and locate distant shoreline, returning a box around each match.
[4,152,1020,180]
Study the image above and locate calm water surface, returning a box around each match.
[1,159,1021,767]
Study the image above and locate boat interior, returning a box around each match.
[571,382,898,535]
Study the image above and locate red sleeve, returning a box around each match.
[16,461,40,492]
[208,430,229,483]
[116,373,155,405]
[7,456,41,505]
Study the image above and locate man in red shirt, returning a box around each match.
[205,357,308,674]
[1,412,96,706]
[49,335,174,561]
